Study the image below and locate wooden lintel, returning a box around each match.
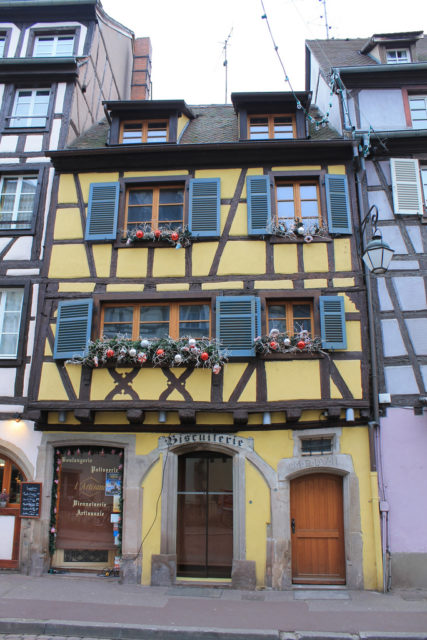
[74,409,94,424]
[25,410,46,424]
[285,408,302,422]
[126,409,145,424]
[327,407,342,419]
[179,410,196,425]
[233,410,248,426]
[360,408,371,419]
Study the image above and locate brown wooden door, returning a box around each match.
[290,473,345,584]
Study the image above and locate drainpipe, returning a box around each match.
[353,142,389,593]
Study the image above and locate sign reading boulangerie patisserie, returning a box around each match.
[55,451,121,551]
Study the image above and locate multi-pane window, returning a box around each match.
[0,289,24,358]
[120,120,168,144]
[126,185,184,230]
[0,455,26,505]
[386,49,410,64]
[276,181,320,228]
[102,303,210,339]
[0,35,6,58]
[249,115,295,140]
[267,301,313,335]
[0,175,37,230]
[33,34,74,57]
[301,438,333,456]
[409,96,427,129]
[10,89,50,128]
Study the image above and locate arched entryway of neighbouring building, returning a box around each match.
[177,450,233,579]
[290,472,345,585]
[0,452,27,568]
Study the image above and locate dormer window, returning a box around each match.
[120,120,168,144]
[33,34,75,57]
[249,114,295,140]
[386,48,411,64]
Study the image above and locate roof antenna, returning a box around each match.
[319,0,331,39]
[222,28,233,104]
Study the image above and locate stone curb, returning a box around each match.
[0,621,426,640]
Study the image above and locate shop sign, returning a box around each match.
[159,433,254,452]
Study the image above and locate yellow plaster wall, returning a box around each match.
[255,280,293,289]
[272,165,321,172]
[334,360,362,398]
[38,363,69,401]
[333,278,355,288]
[274,245,298,274]
[202,281,244,290]
[196,413,234,425]
[116,248,148,279]
[106,284,144,292]
[334,239,352,272]
[130,369,169,401]
[241,430,294,471]
[266,361,321,401]
[92,245,112,278]
[177,115,189,139]
[218,242,265,275]
[347,321,362,352]
[93,412,129,425]
[192,243,218,277]
[54,208,83,239]
[245,458,270,586]
[124,171,189,178]
[340,427,382,590]
[343,293,358,313]
[304,279,328,288]
[241,168,264,198]
[195,168,241,200]
[157,283,190,291]
[184,369,212,402]
[78,172,119,202]
[303,243,328,272]
[90,369,119,400]
[153,248,185,278]
[330,379,342,399]
[49,245,90,278]
[328,165,346,175]
[223,364,256,402]
[58,283,95,292]
[58,174,78,204]
[141,456,162,585]
[229,203,247,236]
[64,364,82,397]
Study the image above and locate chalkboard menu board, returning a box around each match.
[20,482,42,518]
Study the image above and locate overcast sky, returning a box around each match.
[101,0,426,105]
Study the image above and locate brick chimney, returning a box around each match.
[131,37,152,100]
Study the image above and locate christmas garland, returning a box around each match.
[271,219,328,243]
[254,330,322,355]
[49,446,124,556]
[123,224,193,248]
[67,335,228,373]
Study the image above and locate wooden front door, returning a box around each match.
[290,473,345,584]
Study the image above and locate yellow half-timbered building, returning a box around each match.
[27,92,382,589]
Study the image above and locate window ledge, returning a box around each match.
[258,352,323,360]
[269,235,333,244]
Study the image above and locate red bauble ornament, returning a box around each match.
[106,348,115,358]
[154,229,162,238]
[136,230,143,239]
[200,352,209,361]
[297,340,306,349]
[156,348,164,356]
[270,341,278,350]
[171,232,179,242]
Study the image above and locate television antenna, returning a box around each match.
[319,0,331,39]
[222,28,233,103]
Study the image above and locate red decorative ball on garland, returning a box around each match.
[270,341,278,350]
[154,229,162,238]
[136,230,143,239]
[156,348,164,356]
[200,352,209,361]
[297,340,306,349]
[106,348,115,358]
[171,232,179,242]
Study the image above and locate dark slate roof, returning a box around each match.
[307,35,427,77]
[67,104,340,150]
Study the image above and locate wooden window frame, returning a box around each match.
[0,454,26,506]
[386,48,411,64]
[0,167,44,236]
[101,301,211,340]
[275,179,322,226]
[267,300,314,336]
[248,114,296,140]
[26,27,80,57]
[407,94,427,130]
[119,119,169,144]
[124,183,185,231]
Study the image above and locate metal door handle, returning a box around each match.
[291,518,295,534]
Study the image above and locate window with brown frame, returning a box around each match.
[120,120,168,144]
[267,301,313,336]
[276,180,321,229]
[248,114,295,140]
[125,185,184,231]
[101,302,211,340]
[0,455,26,505]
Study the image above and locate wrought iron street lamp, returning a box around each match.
[361,205,394,274]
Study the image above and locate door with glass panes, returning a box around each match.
[0,455,26,568]
[177,452,233,578]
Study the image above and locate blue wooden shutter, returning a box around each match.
[319,296,347,350]
[325,174,352,234]
[216,296,260,357]
[188,178,220,237]
[53,299,93,359]
[85,182,120,241]
[247,175,271,235]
